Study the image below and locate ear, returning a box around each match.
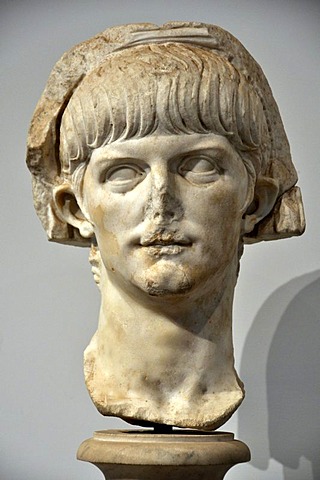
[242,176,279,234]
[53,183,94,239]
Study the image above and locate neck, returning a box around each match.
[84,256,244,430]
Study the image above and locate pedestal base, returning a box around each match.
[77,429,250,480]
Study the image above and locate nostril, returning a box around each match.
[144,188,183,223]
[152,210,175,221]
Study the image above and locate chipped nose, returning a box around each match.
[144,171,183,224]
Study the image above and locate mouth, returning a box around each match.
[139,232,192,256]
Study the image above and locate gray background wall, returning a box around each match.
[1,1,319,479]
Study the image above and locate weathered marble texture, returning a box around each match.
[27,22,305,430]
[77,430,251,480]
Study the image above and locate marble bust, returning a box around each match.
[27,22,305,431]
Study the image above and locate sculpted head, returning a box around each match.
[53,43,280,301]
[27,23,305,429]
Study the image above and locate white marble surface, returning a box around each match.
[27,22,303,431]
[2,2,319,480]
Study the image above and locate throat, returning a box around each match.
[83,272,243,429]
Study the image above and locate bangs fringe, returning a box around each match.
[60,43,269,176]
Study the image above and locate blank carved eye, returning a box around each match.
[178,156,221,184]
[105,164,145,189]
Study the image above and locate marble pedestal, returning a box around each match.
[77,429,250,479]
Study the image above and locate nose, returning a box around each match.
[144,165,183,224]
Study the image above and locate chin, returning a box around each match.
[133,260,195,298]
[143,281,193,298]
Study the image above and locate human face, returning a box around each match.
[81,133,250,300]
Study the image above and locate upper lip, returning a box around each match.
[140,231,192,247]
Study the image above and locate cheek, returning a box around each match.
[86,204,120,265]
[99,229,120,258]
[89,193,139,229]
[190,181,247,228]
[87,189,147,260]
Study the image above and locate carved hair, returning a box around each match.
[60,43,266,185]
[26,22,304,245]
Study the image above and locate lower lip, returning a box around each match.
[142,245,187,256]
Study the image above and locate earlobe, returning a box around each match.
[53,183,94,239]
[242,177,279,234]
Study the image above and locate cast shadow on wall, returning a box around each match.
[238,270,320,480]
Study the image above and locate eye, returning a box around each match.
[107,165,143,183]
[104,164,145,191]
[178,156,221,184]
[180,157,216,173]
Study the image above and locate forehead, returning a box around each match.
[90,133,232,160]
